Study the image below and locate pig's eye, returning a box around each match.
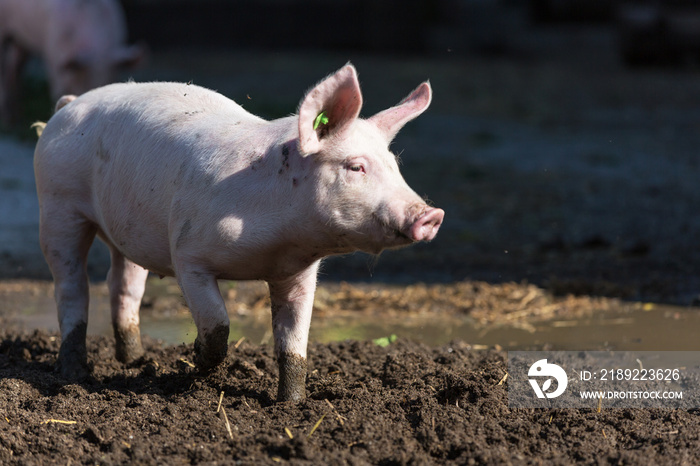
[347,163,365,174]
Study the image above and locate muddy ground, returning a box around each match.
[2,280,699,464]
[1,328,699,465]
[2,11,700,466]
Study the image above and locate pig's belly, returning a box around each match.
[91,197,175,276]
[92,193,312,281]
[94,212,279,281]
[95,222,175,277]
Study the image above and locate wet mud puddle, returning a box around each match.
[3,278,699,352]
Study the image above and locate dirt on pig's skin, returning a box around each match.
[1,327,698,465]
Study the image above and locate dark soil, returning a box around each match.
[1,326,698,465]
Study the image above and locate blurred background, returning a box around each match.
[2,0,700,349]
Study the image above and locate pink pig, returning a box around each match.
[34,64,444,401]
[0,0,143,126]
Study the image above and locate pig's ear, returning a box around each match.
[368,82,432,143]
[298,64,363,155]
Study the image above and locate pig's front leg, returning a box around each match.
[107,248,148,364]
[176,269,231,371]
[268,262,319,402]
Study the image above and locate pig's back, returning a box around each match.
[60,81,261,132]
[37,80,263,180]
[36,81,260,199]
[35,81,264,275]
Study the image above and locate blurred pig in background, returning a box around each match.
[0,0,144,127]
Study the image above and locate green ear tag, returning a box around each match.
[313,111,329,130]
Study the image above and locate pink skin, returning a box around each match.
[410,208,444,242]
[0,0,144,126]
[34,64,443,401]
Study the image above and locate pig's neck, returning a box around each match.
[255,117,351,266]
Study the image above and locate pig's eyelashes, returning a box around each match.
[347,164,365,174]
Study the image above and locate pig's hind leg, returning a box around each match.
[107,247,148,364]
[40,210,97,379]
[176,268,230,372]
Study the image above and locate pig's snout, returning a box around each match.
[408,207,444,242]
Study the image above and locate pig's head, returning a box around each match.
[46,0,145,99]
[297,64,444,255]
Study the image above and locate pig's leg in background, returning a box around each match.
[268,262,320,402]
[107,247,148,364]
[40,211,97,379]
[176,269,230,371]
[0,39,27,127]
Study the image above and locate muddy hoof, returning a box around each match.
[115,342,145,365]
[57,348,90,380]
[57,324,90,380]
[277,352,307,403]
[58,360,91,380]
[193,325,229,373]
[114,325,145,364]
